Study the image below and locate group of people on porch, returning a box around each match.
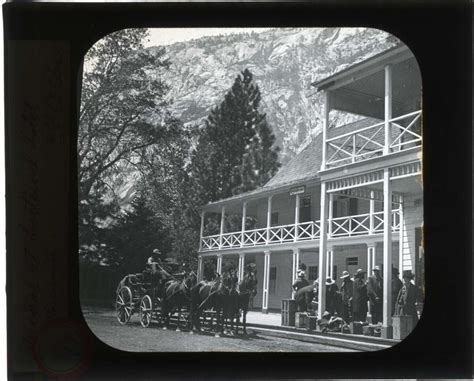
[292,263,421,325]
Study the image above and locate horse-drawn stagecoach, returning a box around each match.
[115,261,187,327]
[115,261,258,337]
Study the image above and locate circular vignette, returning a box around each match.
[33,319,93,380]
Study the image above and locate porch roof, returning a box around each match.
[311,44,421,120]
[201,133,324,213]
[311,44,412,92]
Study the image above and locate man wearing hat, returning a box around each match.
[293,270,309,293]
[391,267,403,316]
[367,265,383,324]
[394,270,419,322]
[325,277,339,314]
[340,271,354,323]
[147,248,164,271]
[352,269,368,322]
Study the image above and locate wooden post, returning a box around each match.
[328,193,334,237]
[382,168,393,338]
[384,64,393,155]
[197,256,203,282]
[238,253,245,283]
[292,248,300,283]
[292,248,300,299]
[219,206,225,249]
[294,194,300,242]
[318,182,328,319]
[241,201,247,247]
[367,242,376,319]
[216,254,223,276]
[398,195,404,273]
[367,243,376,276]
[326,248,334,280]
[321,91,330,170]
[199,211,205,251]
[369,191,375,234]
[266,196,273,244]
[262,251,271,313]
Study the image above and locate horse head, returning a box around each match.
[184,271,197,290]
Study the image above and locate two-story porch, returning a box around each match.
[197,44,423,339]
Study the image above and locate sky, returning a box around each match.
[145,28,272,48]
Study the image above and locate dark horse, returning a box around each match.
[190,272,234,337]
[226,270,258,335]
[161,271,197,331]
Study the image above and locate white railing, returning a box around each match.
[330,210,401,238]
[200,210,400,251]
[325,110,422,169]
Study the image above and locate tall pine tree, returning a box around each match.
[190,68,280,206]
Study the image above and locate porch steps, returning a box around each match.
[247,322,399,352]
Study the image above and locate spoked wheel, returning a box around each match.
[139,295,153,328]
[116,286,133,325]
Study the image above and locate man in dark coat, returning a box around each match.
[367,265,383,324]
[295,281,317,312]
[339,271,354,323]
[395,270,419,323]
[292,270,309,293]
[325,277,339,314]
[352,269,368,322]
[391,267,403,316]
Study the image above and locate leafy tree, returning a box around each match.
[78,29,185,266]
[78,28,173,203]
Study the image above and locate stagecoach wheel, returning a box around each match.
[139,295,153,328]
[116,286,133,325]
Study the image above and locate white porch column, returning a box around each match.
[197,256,203,282]
[367,242,376,319]
[384,64,393,155]
[216,254,223,276]
[294,194,300,242]
[398,196,404,273]
[262,251,271,313]
[238,253,245,283]
[291,248,300,299]
[321,91,330,171]
[292,248,300,283]
[266,196,273,244]
[219,206,225,249]
[241,201,247,247]
[199,211,205,251]
[367,243,376,276]
[326,248,334,280]
[382,168,393,338]
[318,182,328,319]
[369,191,375,234]
[328,193,334,237]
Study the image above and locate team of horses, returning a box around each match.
[147,267,258,337]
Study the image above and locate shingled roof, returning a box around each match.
[201,116,386,211]
[264,133,323,188]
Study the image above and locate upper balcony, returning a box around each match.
[200,208,401,252]
[312,44,422,172]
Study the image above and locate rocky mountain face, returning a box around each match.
[147,27,398,164]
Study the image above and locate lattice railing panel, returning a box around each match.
[325,110,422,169]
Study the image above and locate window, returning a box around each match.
[300,196,311,222]
[346,257,358,266]
[271,212,279,226]
[308,266,318,281]
[333,197,358,217]
[269,267,277,293]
